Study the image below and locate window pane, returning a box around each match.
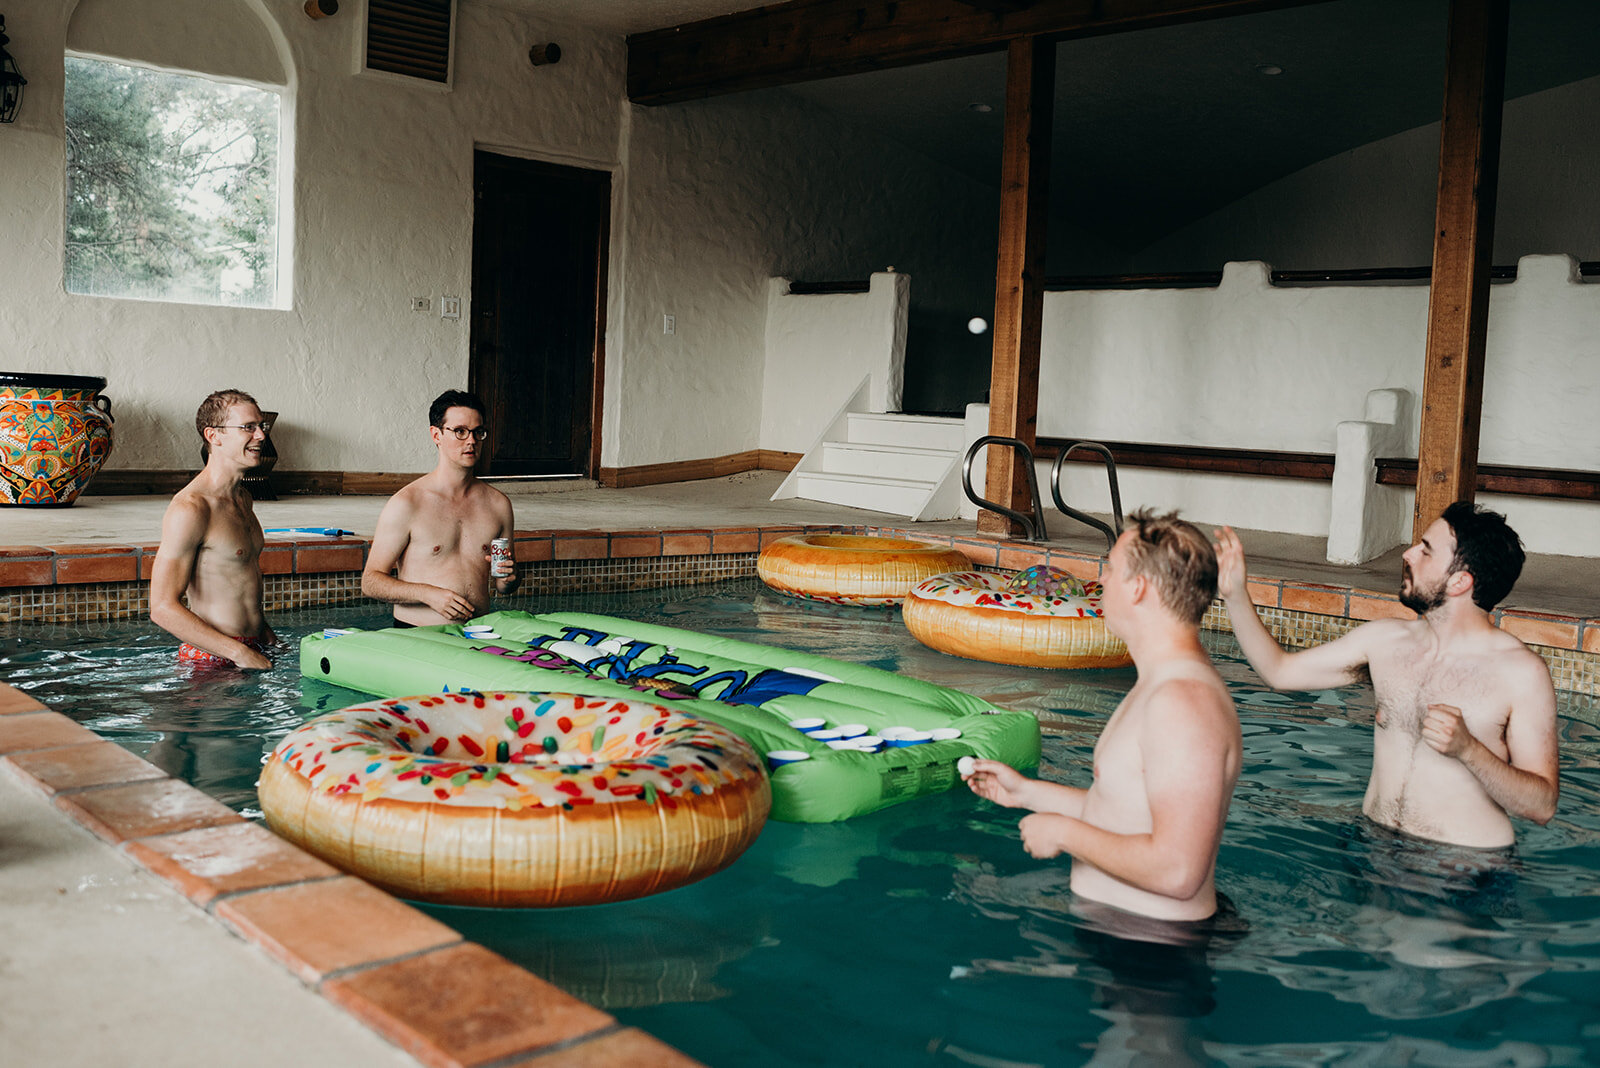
[64,56,281,308]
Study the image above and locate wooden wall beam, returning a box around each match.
[977,36,1053,538]
[1412,0,1508,539]
[628,0,1336,104]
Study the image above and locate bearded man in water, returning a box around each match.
[1214,502,1558,849]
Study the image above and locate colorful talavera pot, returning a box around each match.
[0,373,115,506]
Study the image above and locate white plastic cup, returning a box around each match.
[879,726,915,740]
[835,724,869,739]
[851,736,885,753]
[809,728,846,742]
[826,739,862,750]
[322,628,353,638]
[788,718,827,734]
[886,730,933,747]
[767,749,812,769]
[929,728,963,741]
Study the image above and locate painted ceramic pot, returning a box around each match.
[0,373,115,506]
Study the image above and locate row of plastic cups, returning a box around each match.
[463,624,502,640]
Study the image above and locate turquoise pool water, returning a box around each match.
[6,579,1600,1066]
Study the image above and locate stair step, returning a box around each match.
[794,471,938,517]
[845,412,966,451]
[820,442,958,481]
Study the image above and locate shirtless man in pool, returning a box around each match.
[966,510,1241,922]
[361,390,518,626]
[149,389,275,670]
[1214,502,1558,848]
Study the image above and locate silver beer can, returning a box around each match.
[490,537,514,579]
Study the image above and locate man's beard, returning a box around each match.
[1398,562,1448,614]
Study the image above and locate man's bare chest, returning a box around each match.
[1370,649,1504,738]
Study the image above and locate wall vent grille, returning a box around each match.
[366,0,452,83]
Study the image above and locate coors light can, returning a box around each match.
[490,537,514,579]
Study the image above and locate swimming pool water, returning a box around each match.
[7,579,1600,1066]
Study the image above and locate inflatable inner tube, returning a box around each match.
[259,691,770,907]
[757,534,972,606]
[903,566,1132,670]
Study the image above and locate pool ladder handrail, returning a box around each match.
[961,436,1125,551]
[1049,441,1124,552]
[961,435,1049,542]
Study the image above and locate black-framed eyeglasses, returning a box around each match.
[443,426,488,441]
[213,421,272,435]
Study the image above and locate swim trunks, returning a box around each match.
[177,636,267,668]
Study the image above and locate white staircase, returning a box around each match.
[771,379,965,520]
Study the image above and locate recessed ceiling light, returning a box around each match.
[1255,63,1284,76]
[966,102,993,113]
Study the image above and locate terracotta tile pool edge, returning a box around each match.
[0,686,708,1068]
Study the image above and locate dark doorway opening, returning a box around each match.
[469,150,610,476]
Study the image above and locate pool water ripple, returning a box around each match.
[6,580,1600,1066]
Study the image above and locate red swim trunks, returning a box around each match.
[177,636,267,668]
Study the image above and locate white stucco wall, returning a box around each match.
[613,86,996,465]
[759,271,908,455]
[1041,255,1600,555]
[3,0,625,474]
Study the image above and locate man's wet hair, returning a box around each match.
[1441,501,1524,611]
[1120,508,1218,625]
[195,389,259,440]
[429,390,486,428]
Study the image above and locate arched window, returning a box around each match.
[63,0,291,309]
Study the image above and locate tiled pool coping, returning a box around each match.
[4,522,1599,1065]
[4,522,1599,691]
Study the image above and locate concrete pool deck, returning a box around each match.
[3,472,1599,1066]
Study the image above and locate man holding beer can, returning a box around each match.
[362,390,519,626]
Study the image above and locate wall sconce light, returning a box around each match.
[304,0,338,19]
[528,43,561,66]
[0,15,26,124]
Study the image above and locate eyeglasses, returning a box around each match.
[213,422,272,435]
[442,426,488,441]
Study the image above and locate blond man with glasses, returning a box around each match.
[362,390,518,626]
[150,389,277,669]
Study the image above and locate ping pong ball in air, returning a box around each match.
[967,317,989,335]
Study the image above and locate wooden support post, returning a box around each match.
[978,35,1053,537]
[1413,0,1507,539]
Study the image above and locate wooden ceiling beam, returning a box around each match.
[627,0,1337,105]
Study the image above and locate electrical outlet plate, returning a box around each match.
[663,313,676,335]
[411,296,431,313]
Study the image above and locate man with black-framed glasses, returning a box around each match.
[362,389,519,626]
[150,388,277,669]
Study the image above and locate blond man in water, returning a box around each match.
[965,510,1242,922]
[362,390,518,626]
[150,389,276,670]
[1215,502,1557,848]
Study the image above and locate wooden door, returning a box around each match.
[469,151,610,476]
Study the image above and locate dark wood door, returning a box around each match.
[470,151,609,476]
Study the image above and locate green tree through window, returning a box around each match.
[65,56,281,307]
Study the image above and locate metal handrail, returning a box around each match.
[1050,442,1124,552]
[961,435,1048,543]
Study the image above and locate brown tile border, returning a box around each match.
[0,677,709,1068]
[3,521,1599,681]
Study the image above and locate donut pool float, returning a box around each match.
[259,691,770,907]
[757,534,971,606]
[903,565,1132,670]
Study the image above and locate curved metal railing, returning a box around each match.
[1050,442,1123,552]
[961,436,1048,543]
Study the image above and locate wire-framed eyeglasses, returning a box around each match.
[213,421,273,435]
[442,425,488,441]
